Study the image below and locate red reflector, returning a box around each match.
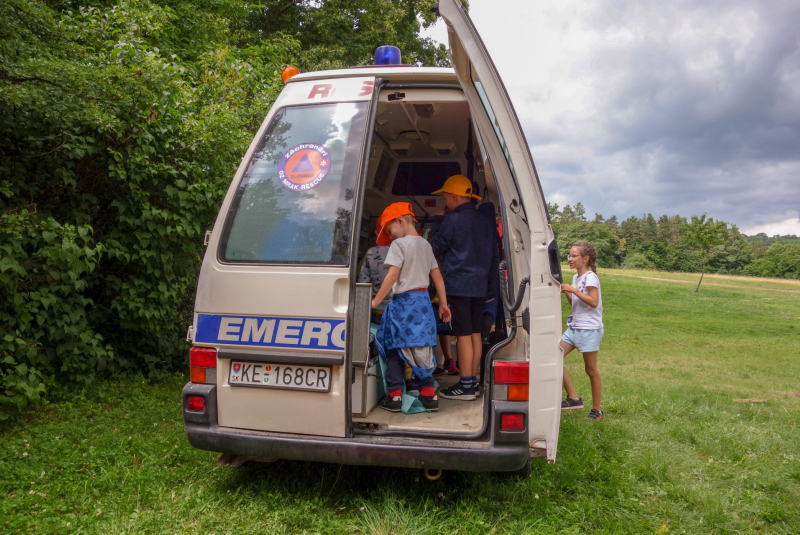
[187,395,205,412]
[501,414,524,430]
[190,367,206,383]
[494,361,529,384]
[190,347,217,368]
[508,384,529,401]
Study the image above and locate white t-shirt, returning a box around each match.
[384,236,439,294]
[568,271,603,329]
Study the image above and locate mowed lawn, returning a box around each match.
[2,269,799,534]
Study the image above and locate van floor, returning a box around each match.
[353,375,484,433]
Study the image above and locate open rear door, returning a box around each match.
[437,0,564,461]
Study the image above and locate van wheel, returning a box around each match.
[514,458,532,480]
[496,458,531,480]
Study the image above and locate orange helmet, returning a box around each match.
[376,202,418,246]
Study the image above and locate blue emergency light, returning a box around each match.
[374,45,402,66]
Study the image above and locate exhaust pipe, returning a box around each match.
[423,468,442,481]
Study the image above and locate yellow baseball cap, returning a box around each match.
[431,174,482,200]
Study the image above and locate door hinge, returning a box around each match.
[204,230,212,246]
[186,325,194,342]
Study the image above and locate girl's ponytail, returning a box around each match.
[574,240,598,273]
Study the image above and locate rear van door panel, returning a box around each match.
[438,0,563,461]
[194,77,375,438]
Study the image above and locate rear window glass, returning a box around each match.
[220,102,368,265]
[391,162,461,196]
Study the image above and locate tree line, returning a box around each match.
[548,202,800,282]
[0,0,446,421]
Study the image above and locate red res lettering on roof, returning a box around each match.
[308,84,333,99]
[358,81,374,97]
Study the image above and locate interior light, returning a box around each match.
[281,66,299,83]
[375,45,402,66]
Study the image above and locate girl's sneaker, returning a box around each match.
[561,397,584,410]
[587,409,604,420]
[379,395,402,412]
[443,360,460,375]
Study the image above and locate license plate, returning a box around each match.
[228,361,331,392]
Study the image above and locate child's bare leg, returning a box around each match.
[560,341,579,399]
[582,350,602,410]
[470,333,482,377]
[456,335,474,377]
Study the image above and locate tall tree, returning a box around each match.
[683,214,726,291]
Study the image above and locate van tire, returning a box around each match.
[496,457,531,480]
[514,458,532,480]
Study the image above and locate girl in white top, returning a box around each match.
[560,241,604,420]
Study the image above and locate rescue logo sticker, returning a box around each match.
[194,314,346,351]
[278,143,331,191]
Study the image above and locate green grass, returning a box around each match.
[2,268,799,534]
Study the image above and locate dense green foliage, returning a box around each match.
[0,0,446,420]
[548,202,799,281]
[2,271,798,533]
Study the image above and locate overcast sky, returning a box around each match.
[422,0,800,235]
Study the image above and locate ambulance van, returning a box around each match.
[182,0,564,475]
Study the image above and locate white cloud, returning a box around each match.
[422,0,800,233]
[741,211,800,236]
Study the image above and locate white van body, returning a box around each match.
[183,0,564,472]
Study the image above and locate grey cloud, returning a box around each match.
[518,0,800,229]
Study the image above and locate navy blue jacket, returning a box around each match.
[429,202,499,298]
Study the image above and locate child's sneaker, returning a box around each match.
[379,395,402,412]
[439,381,476,400]
[405,380,420,394]
[587,409,604,420]
[443,360,460,375]
[419,395,439,411]
[432,367,447,377]
[561,397,584,410]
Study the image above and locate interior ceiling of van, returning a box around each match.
[374,100,471,160]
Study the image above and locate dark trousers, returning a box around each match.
[385,349,434,392]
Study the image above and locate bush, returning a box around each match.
[745,243,800,280]
[621,252,655,270]
[0,207,111,420]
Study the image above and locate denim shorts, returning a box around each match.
[561,326,604,353]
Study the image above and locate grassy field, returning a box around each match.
[2,268,799,534]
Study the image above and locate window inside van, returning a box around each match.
[390,161,461,196]
[220,102,368,265]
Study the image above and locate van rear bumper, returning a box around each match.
[182,383,529,472]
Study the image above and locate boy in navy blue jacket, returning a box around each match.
[429,175,499,400]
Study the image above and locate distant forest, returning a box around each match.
[548,203,800,280]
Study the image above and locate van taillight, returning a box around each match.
[493,362,529,402]
[190,347,217,368]
[187,395,206,412]
[501,414,524,430]
[508,384,529,401]
[190,347,216,384]
[494,361,529,384]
